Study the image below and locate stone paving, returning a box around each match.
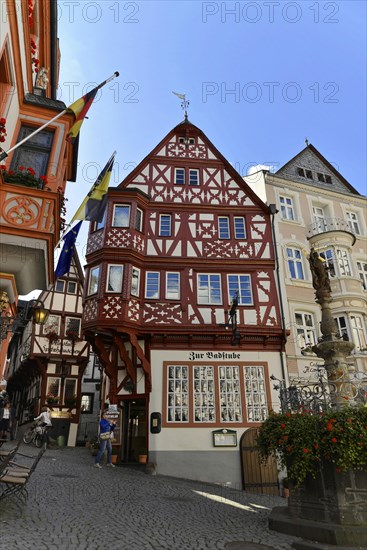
[0,442,304,550]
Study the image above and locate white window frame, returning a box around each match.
[197,274,222,305]
[244,365,268,423]
[112,204,130,227]
[218,216,230,239]
[295,312,317,351]
[312,206,327,232]
[106,265,123,293]
[145,272,160,299]
[88,266,100,296]
[350,315,367,351]
[189,169,199,186]
[159,214,171,237]
[234,217,246,239]
[357,260,367,291]
[131,267,140,296]
[320,249,336,277]
[346,211,361,235]
[67,281,77,294]
[55,280,65,292]
[336,248,351,277]
[334,315,349,340]
[227,274,253,305]
[279,195,295,221]
[174,167,185,185]
[166,272,180,300]
[286,247,304,280]
[135,208,143,232]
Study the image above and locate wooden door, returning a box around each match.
[240,428,279,496]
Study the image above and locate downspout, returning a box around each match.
[268,204,288,383]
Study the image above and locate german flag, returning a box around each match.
[66,88,98,143]
[70,152,116,223]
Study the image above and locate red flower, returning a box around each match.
[0,118,6,124]
[27,167,35,175]
[0,164,6,170]
[281,423,286,428]
[326,423,333,431]
[19,166,25,171]
[314,443,318,449]
[332,437,337,443]
[0,136,5,143]
[303,448,309,453]
[8,170,14,175]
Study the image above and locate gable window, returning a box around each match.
[218,217,230,239]
[174,168,185,185]
[189,169,199,186]
[145,272,160,299]
[334,316,349,340]
[197,274,221,304]
[55,280,65,292]
[112,204,130,227]
[228,274,252,305]
[295,312,317,350]
[350,316,367,351]
[166,272,180,300]
[135,208,143,232]
[67,281,77,294]
[106,265,123,293]
[65,317,81,339]
[159,214,171,237]
[317,173,325,182]
[279,196,295,221]
[357,261,367,291]
[305,169,313,179]
[10,125,54,179]
[286,247,304,280]
[346,211,360,235]
[297,167,305,177]
[88,266,100,295]
[234,217,246,239]
[131,267,140,296]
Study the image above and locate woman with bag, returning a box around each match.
[94,411,116,469]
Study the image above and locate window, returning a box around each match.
[320,249,336,277]
[43,315,61,335]
[55,280,65,292]
[312,206,327,232]
[65,317,81,338]
[197,274,221,304]
[81,393,94,414]
[67,281,77,294]
[334,316,349,340]
[350,316,367,351]
[131,267,140,296]
[357,261,367,290]
[0,43,13,114]
[189,169,199,186]
[234,217,246,239]
[145,272,160,299]
[159,214,171,237]
[84,354,100,381]
[88,266,100,295]
[244,366,268,422]
[64,378,76,404]
[227,274,252,305]
[218,217,230,239]
[95,209,106,231]
[10,125,54,179]
[165,362,269,425]
[47,377,60,399]
[174,168,185,185]
[112,204,130,227]
[346,211,360,235]
[135,208,143,232]
[166,273,180,300]
[295,312,317,350]
[286,247,304,280]
[305,170,313,179]
[279,196,295,220]
[317,173,325,182]
[317,172,332,183]
[297,167,305,177]
[325,175,332,184]
[336,249,351,276]
[106,265,123,293]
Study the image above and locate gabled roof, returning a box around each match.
[117,118,269,212]
[275,143,361,196]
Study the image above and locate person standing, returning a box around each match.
[94,411,116,469]
[34,406,53,445]
[0,401,11,440]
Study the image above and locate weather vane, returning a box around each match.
[172,91,190,120]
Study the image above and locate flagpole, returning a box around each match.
[0,71,120,162]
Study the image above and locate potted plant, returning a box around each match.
[46,393,59,405]
[138,448,148,464]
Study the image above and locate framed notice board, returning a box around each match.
[105,405,122,446]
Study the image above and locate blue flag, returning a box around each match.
[55,221,83,278]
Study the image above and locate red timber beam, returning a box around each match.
[123,330,152,393]
[92,336,118,405]
[113,334,137,388]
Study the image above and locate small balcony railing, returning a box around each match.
[307,217,352,238]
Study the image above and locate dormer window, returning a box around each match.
[297,167,305,177]
[305,170,313,179]
[317,173,325,182]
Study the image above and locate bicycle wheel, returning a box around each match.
[34,433,44,448]
[23,428,34,444]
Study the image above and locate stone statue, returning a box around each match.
[309,248,331,294]
[35,67,49,89]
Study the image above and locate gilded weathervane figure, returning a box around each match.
[172,91,190,120]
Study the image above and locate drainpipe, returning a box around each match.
[268,204,287,383]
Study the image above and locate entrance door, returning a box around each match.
[240,428,279,495]
[121,398,147,463]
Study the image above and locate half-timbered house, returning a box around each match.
[83,118,286,486]
[7,252,90,446]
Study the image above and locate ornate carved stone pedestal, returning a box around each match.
[269,462,367,546]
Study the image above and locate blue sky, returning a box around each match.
[54,0,366,266]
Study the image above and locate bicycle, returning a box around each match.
[23,422,47,448]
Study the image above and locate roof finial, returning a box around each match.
[305,137,309,146]
[172,91,190,120]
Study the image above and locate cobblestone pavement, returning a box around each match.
[0,443,304,550]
